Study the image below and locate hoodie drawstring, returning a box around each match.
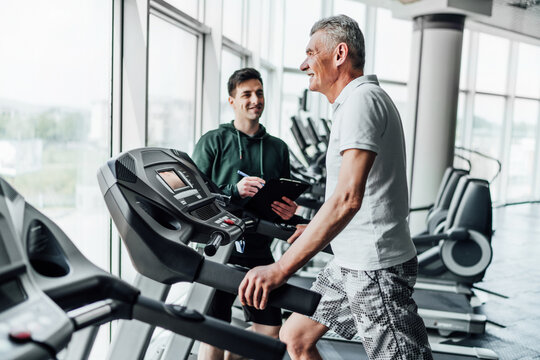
[236,130,243,160]
[236,129,264,177]
[259,140,264,177]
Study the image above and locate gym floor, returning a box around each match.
[439,203,540,359]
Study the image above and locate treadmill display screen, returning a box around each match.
[0,279,27,312]
[158,170,189,191]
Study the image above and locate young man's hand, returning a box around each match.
[271,196,298,220]
[287,224,307,244]
[237,177,265,198]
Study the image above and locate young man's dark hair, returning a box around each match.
[227,67,263,96]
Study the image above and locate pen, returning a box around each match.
[237,170,251,178]
[237,170,264,186]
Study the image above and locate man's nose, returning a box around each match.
[250,93,260,103]
[300,59,309,71]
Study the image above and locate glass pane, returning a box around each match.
[379,82,408,124]
[515,42,540,99]
[459,29,470,90]
[507,99,539,200]
[258,66,278,136]
[148,15,198,154]
[0,0,112,269]
[281,72,311,161]
[476,33,510,94]
[223,0,243,44]
[166,0,199,19]
[455,92,467,148]
[220,50,243,124]
[333,0,366,30]
[0,3,112,357]
[283,0,322,69]
[470,94,505,200]
[374,8,412,82]
[259,0,271,60]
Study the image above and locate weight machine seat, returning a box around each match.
[444,177,492,240]
[417,176,493,283]
[426,168,469,234]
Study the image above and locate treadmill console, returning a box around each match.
[98,148,245,284]
[0,179,73,360]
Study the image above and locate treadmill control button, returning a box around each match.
[224,219,235,225]
[9,330,32,343]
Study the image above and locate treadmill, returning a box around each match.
[0,179,73,360]
[98,147,498,360]
[0,176,290,360]
[97,147,321,360]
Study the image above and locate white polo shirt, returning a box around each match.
[326,74,416,270]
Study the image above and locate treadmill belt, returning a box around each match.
[413,289,472,313]
[282,339,368,360]
[282,338,482,359]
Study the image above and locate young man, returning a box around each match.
[238,16,433,360]
[192,68,298,360]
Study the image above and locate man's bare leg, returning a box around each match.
[279,313,329,360]
[224,324,280,360]
[197,343,224,360]
[198,324,280,360]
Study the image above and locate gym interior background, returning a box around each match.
[0,0,539,359]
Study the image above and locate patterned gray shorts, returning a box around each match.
[310,257,433,360]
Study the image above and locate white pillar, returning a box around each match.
[406,14,465,233]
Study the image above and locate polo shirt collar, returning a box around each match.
[332,74,379,112]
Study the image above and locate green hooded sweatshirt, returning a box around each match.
[192,121,291,259]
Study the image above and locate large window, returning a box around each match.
[476,33,510,94]
[374,8,412,83]
[334,0,366,29]
[147,14,199,154]
[0,3,113,358]
[470,94,505,199]
[223,0,244,44]
[507,99,539,200]
[457,29,540,203]
[220,48,244,124]
[515,42,540,99]
[283,0,322,69]
[0,1,112,270]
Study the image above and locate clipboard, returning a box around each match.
[244,178,310,221]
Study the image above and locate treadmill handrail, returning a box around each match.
[196,259,321,316]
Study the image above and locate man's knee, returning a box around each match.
[279,321,315,355]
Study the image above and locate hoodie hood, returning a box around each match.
[220,121,269,176]
[219,121,269,139]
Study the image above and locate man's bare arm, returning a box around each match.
[238,148,376,309]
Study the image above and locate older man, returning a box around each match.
[238,15,433,360]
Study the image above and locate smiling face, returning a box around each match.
[229,78,265,123]
[299,30,337,95]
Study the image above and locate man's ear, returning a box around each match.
[335,43,348,67]
[228,96,235,106]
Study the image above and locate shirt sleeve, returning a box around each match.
[337,87,386,155]
[279,143,292,179]
[192,134,241,200]
[192,135,214,178]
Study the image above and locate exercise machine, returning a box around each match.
[98,147,321,359]
[0,177,289,360]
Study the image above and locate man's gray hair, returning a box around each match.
[310,14,365,71]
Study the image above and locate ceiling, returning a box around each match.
[366,0,540,40]
[478,0,540,40]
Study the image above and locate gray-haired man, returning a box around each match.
[238,15,433,360]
